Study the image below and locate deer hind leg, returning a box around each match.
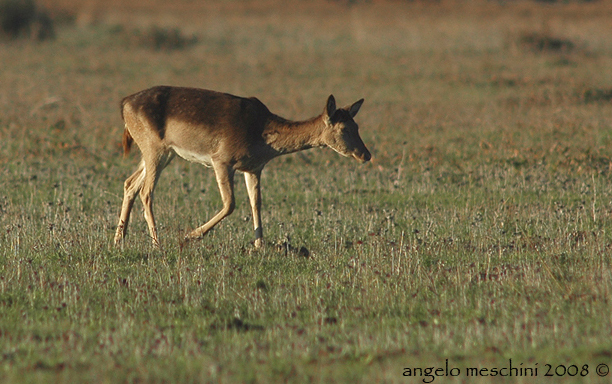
[184,163,235,242]
[244,170,263,248]
[139,150,174,248]
[114,160,146,245]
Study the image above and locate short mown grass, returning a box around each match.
[1,0,612,382]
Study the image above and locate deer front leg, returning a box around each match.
[244,170,263,248]
[184,163,236,242]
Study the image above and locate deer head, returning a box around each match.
[322,95,371,163]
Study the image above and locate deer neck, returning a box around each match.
[263,114,327,155]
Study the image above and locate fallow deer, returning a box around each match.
[113,86,371,248]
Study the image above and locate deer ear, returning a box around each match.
[325,95,336,118]
[349,98,364,118]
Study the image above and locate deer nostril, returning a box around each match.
[355,151,371,163]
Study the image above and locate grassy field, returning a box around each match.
[2,0,612,382]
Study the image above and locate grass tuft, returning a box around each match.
[518,31,575,53]
[128,25,198,51]
[0,0,54,40]
[578,87,612,104]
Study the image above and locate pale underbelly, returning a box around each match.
[171,146,214,168]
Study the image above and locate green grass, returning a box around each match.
[1,1,612,382]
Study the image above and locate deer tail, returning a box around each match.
[122,127,134,156]
[120,98,134,156]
